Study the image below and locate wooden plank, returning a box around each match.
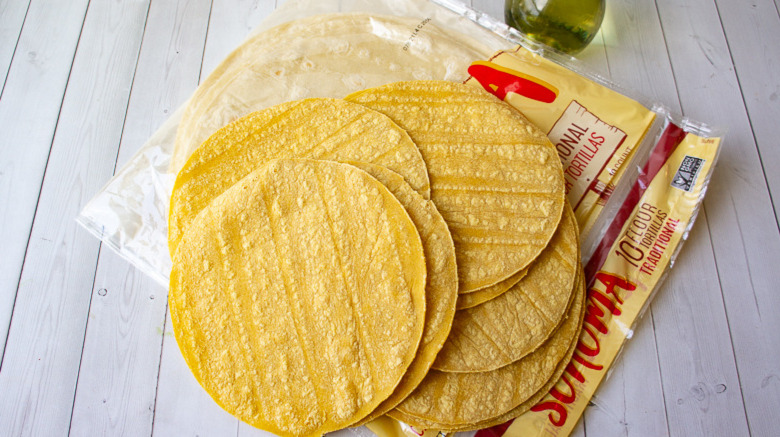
[0,0,151,434]
[578,1,678,434]
[716,0,780,210]
[68,252,167,437]
[585,315,669,435]
[151,1,276,434]
[0,0,30,88]
[711,2,780,432]
[152,308,239,436]
[654,0,780,434]
[111,0,214,169]
[571,414,586,437]
[649,212,750,436]
[67,0,212,435]
[0,0,88,361]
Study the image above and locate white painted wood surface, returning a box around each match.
[68,1,212,436]
[0,0,89,359]
[0,0,150,434]
[1,0,778,435]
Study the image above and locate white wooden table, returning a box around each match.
[1,0,778,435]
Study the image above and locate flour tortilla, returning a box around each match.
[172,13,495,172]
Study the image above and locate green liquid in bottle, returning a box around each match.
[505,0,606,54]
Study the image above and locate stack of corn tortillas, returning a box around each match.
[166,13,584,437]
[168,80,585,436]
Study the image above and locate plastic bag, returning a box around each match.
[77,0,513,287]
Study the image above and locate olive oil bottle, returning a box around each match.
[505,0,606,54]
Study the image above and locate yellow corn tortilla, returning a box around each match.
[446,268,586,432]
[456,268,528,310]
[348,162,458,425]
[388,266,585,428]
[345,80,565,293]
[169,159,427,437]
[168,98,430,255]
[432,204,579,372]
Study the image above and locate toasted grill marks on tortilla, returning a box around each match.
[432,205,579,372]
[388,266,585,428]
[348,163,458,425]
[172,13,494,172]
[169,159,427,437]
[168,98,430,255]
[456,268,528,310]
[458,269,586,432]
[345,81,565,293]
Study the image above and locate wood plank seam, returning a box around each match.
[0,0,91,373]
[649,308,675,437]
[104,0,154,175]
[196,0,216,84]
[711,0,780,234]
[148,306,170,436]
[0,0,31,97]
[652,0,685,113]
[703,202,759,437]
[65,243,104,436]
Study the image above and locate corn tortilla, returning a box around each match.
[168,98,430,255]
[346,80,565,293]
[456,268,528,310]
[169,159,427,437]
[389,266,586,428]
[432,205,579,372]
[348,162,458,425]
[459,269,587,431]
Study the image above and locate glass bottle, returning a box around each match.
[505,0,606,54]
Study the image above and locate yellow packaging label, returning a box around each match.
[367,45,722,437]
[501,131,720,436]
[465,46,656,231]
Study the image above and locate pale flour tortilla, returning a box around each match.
[172,13,495,172]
